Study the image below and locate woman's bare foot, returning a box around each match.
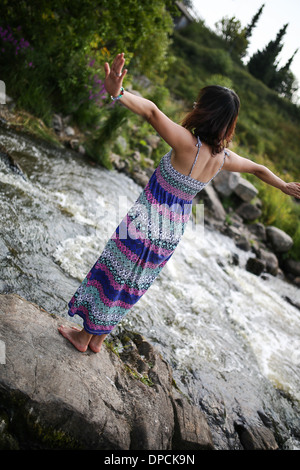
[89,333,108,353]
[58,325,92,352]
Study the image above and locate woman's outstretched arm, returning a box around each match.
[104,53,194,152]
[223,149,300,199]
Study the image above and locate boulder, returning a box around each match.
[132,170,149,188]
[234,178,258,202]
[247,222,267,241]
[202,185,226,222]
[235,422,278,450]
[64,126,75,137]
[246,257,266,276]
[213,170,240,197]
[0,294,214,450]
[236,202,262,221]
[110,153,126,171]
[266,226,293,253]
[258,249,279,276]
[281,258,300,277]
[235,235,251,252]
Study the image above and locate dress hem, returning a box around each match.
[68,310,113,336]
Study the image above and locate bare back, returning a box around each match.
[171,136,227,184]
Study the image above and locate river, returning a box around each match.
[0,126,299,449]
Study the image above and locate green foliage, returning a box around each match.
[215,16,249,58]
[84,104,130,168]
[246,163,300,261]
[0,0,176,120]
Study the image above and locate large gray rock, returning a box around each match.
[201,184,226,222]
[281,258,300,277]
[259,249,279,276]
[213,170,240,197]
[234,178,258,202]
[235,422,278,450]
[0,294,213,450]
[266,226,293,253]
[236,202,262,221]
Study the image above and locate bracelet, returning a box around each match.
[111,87,125,101]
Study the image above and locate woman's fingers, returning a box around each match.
[284,182,300,198]
[112,53,125,77]
[104,62,110,78]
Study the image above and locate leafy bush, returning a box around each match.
[0,0,176,121]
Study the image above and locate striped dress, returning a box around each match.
[68,137,227,335]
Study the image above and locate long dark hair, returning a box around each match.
[182,85,240,155]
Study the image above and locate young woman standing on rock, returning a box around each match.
[58,53,300,353]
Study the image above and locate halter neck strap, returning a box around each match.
[188,136,202,177]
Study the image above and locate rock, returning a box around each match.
[202,185,227,222]
[213,170,240,197]
[266,226,293,253]
[69,139,79,150]
[283,296,300,311]
[132,150,141,162]
[132,170,149,187]
[0,145,26,180]
[246,257,266,276]
[258,249,279,276]
[235,235,251,252]
[146,135,161,150]
[248,222,267,241]
[234,178,258,202]
[281,258,300,277]
[110,153,126,171]
[78,145,86,155]
[64,126,75,136]
[236,202,262,221]
[52,114,63,134]
[0,294,214,450]
[293,277,300,287]
[172,397,214,450]
[235,422,278,450]
[228,212,244,228]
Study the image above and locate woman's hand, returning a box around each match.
[104,52,127,98]
[282,181,300,199]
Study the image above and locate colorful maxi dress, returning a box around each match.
[68,137,227,335]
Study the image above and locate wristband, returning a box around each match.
[111,87,125,101]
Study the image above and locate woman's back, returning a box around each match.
[171,136,227,184]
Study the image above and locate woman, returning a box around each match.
[59,53,300,353]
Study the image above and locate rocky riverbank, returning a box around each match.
[0,293,281,450]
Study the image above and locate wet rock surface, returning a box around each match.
[0,294,213,450]
[1,294,299,450]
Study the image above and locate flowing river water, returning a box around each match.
[0,126,299,449]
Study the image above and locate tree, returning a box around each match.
[244,4,265,39]
[269,49,299,99]
[215,16,248,58]
[247,23,288,86]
